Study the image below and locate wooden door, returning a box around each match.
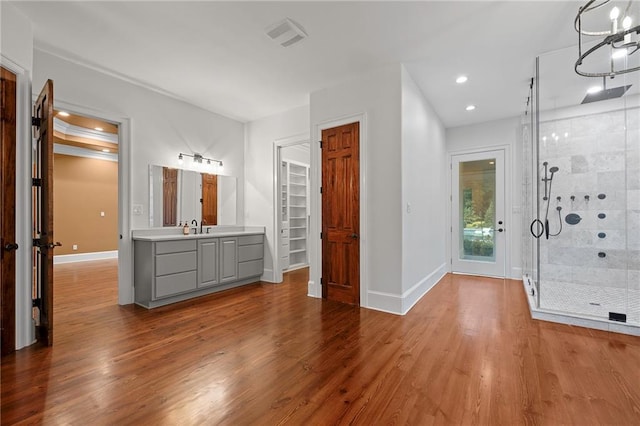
[321,122,360,305]
[1,67,17,355]
[201,173,217,226]
[162,167,177,226]
[33,80,57,346]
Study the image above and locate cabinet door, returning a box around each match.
[198,239,219,287]
[220,237,238,283]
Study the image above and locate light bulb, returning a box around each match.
[455,75,468,84]
[612,48,627,59]
[622,16,632,29]
[587,85,603,94]
[178,154,184,165]
[610,7,620,20]
[465,105,476,111]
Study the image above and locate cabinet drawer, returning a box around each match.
[238,234,263,246]
[238,244,264,262]
[155,240,197,254]
[155,271,197,299]
[238,259,263,279]
[156,251,196,276]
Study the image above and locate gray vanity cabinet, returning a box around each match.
[198,238,219,287]
[220,237,238,283]
[134,232,264,309]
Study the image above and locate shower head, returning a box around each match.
[582,85,631,104]
[549,166,559,173]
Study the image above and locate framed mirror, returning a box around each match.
[149,164,237,227]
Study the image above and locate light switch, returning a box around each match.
[100,211,105,217]
[406,203,411,214]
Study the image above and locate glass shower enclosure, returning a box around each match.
[522,41,640,332]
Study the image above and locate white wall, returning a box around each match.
[281,143,310,165]
[33,49,246,230]
[1,2,35,349]
[446,116,522,279]
[310,64,403,312]
[245,105,310,282]
[400,66,448,312]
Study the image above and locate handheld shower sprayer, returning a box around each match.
[531,163,563,239]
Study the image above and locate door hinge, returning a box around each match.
[32,298,42,309]
[31,116,41,127]
[320,232,323,239]
[320,277,323,285]
[319,140,323,149]
[320,187,323,194]
[32,178,42,187]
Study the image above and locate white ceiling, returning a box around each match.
[12,1,597,128]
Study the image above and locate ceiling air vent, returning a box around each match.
[265,18,307,47]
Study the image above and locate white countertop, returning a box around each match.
[132,226,265,242]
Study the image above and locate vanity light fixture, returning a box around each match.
[575,0,640,77]
[177,152,223,169]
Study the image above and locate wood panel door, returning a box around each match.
[321,122,360,305]
[33,79,57,346]
[201,173,217,226]
[162,167,177,226]
[1,67,18,355]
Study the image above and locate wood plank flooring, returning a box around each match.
[2,260,639,425]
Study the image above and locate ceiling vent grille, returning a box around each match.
[266,18,307,47]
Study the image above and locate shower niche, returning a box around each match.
[521,43,640,334]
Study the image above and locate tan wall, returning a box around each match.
[53,154,118,255]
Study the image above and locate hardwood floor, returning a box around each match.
[2,260,639,425]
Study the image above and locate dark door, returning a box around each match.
[1,67,17,355]
[162,167,177,226]
[33,79,57,346]
[321,122,360,305]
[202,173,217,226]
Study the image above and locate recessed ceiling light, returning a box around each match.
[58,111,70,117]
[465,105,476,111]
[102,149,110,153]
[95,127,103,131]
[587,85,603,94]
[456,75,468,84]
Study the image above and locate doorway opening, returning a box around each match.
[275,140,310,283]
[49,108,120,326]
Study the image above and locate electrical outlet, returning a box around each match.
[100,211,105,217]
[72,244,78,251]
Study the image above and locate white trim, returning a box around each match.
[273,133,309,284]
[54,143,118,162]
[1,55,35,349]
[54,250,118,264]
[311,113,367,305]
[261,268,276,283]
[400,263,447,314]
[54,118,119,144]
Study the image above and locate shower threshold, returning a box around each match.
[521,277,640,337]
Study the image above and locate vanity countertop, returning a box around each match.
[132,226,265,242]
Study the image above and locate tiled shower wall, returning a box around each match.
[538,107,639,324]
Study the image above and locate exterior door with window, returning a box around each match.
[451,150,505,277]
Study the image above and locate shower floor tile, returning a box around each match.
[539,280,640,325]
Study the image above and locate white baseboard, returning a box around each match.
[366,263,448,315]
[261,268,275,283]
[54,250,118,264]
[511,267,523,280]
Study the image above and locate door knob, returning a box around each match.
[498,228,504,232]
[350,233,359,239]
[4,243,19,251]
